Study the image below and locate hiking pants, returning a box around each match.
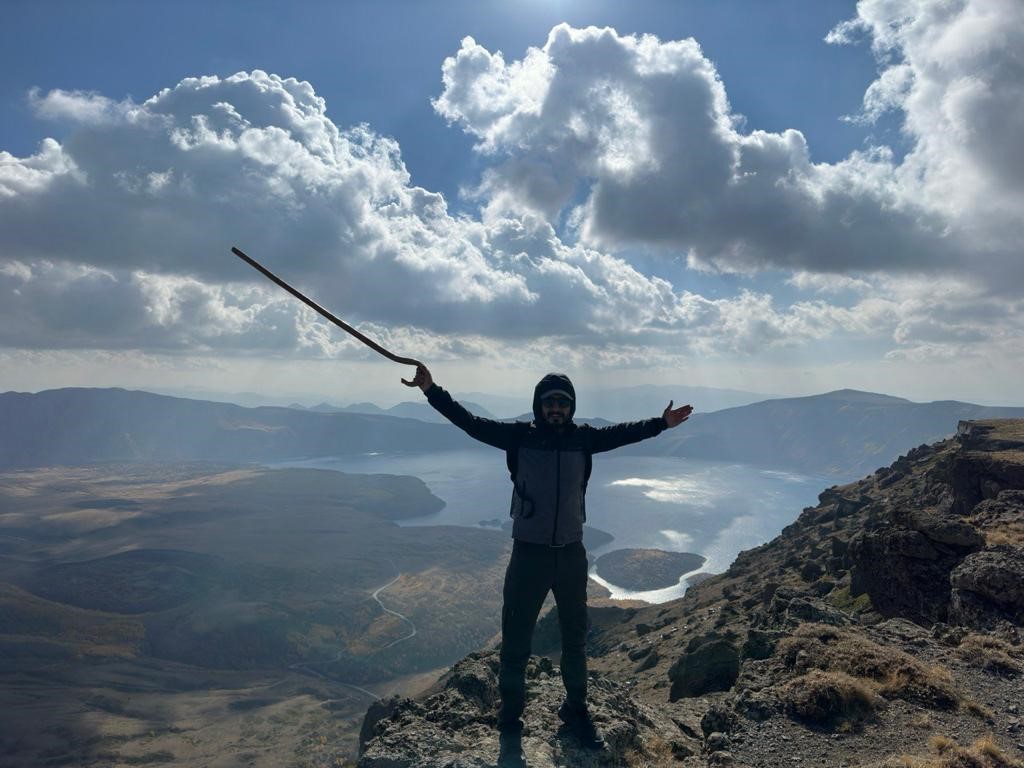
[497,540,589,726]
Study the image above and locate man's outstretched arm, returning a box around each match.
[410,364,519,450]
[587,400,693,454]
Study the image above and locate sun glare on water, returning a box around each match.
[608,476,717,506]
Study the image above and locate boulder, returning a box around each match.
[635,646,660,672]
[764,588,850,628]
[700,704,739,736]
[905,509,985,550]
[949,546,1024,628]
[969,490,1024,530]
[742,628,787,661]
[800,561,824,582]
[669,635,741,700]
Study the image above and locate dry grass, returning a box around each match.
[777,624,960,710]
[963,699,996,722]
[910,712,933,729]
[930,735,957,754]
[957,634,1023,676]
[781,669,880,728]
[624,735,679,767]
[868,735,1024,767]
[980,527,1024,547]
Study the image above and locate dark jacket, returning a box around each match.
[425,382,666,545]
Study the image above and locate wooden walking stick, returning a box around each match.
[231,246,424,386]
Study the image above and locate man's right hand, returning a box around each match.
[404,363,433,392]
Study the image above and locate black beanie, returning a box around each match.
[532,373,576,425]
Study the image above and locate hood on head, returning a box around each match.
[533,373,576,426]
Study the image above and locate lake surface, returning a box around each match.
[272,450,825,603]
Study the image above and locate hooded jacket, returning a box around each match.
[425,375,666,546]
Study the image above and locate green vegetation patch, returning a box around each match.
[826,586,873,613]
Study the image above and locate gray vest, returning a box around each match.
[509,445,587,545]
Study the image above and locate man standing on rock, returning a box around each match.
[410,364,692,754]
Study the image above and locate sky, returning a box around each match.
[1,0,1022,408]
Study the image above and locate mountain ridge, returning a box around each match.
[4,386,1024,479]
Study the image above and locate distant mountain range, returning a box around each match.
[166,382,773,420]
[0,387,476,468]
[619,389,1024,477]
[288,399,496,423]
[3,387,1023,478]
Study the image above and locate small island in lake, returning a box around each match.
[595,548,706,591]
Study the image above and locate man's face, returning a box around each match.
[541,395,572,426]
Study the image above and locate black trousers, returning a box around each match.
[497,539,589,727]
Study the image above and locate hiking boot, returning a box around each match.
[557,701,606,750]
[497,716,523,735]
[498,728,525,768]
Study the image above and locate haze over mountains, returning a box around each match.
[156,383,773,422]
[292,399,497,424]
[618,389,1024,477]
[3,387,1023,479]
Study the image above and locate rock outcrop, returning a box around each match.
[357,651,699,767]
[846,420,1024,627]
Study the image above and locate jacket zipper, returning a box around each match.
[551,443,561,545]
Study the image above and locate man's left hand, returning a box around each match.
[662,400,693,428]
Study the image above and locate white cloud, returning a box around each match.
[0,64,881,357]
[0,138,80,197]
[28,88,130,124]
[2,10,1022,392]
[5,72,532,309]
[435,17,1023,288]
[786,271,873,294]
[833,0,1024,254]
[0,258,505,361]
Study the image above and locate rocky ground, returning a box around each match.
[355,420,1024,768]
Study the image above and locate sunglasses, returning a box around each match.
[541,396,572,408]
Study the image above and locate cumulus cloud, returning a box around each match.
[832,0,1024,249]
[0,256,512,361]
[786,271,873,295]
[27,87,130,124]
[435,16,1023,287]
[4,72,532,311]
[2,10,1022,376]
[0,260,298,351]
[0,67,881,356]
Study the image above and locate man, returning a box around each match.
[410,365,692,754]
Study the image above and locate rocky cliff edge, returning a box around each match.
[356,420,1024,768]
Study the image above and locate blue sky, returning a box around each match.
[1,1,886,197]
[1,0,1022,407]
